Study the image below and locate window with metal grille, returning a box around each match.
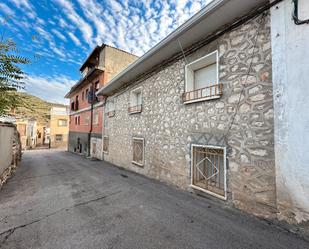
[103,136,109,153]
[191,145,226,199]
[55,134,63,142]
[132,138,144,166]
[107,100,115,117]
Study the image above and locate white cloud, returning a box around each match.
[65,0,213,56]
[55,0,93,46]
[51,29,67,42]
[9,0,37,20]
[24,75,76,104]
[0,3,15,16]
[68,32,81,46]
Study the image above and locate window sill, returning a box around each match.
[129,110,142,115]
[183,95,221,104]
[190,184,227,200]
[132,161,144,167]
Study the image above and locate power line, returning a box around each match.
[224,12,267,144]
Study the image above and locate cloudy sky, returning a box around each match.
[0,0,211,104]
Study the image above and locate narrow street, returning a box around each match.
[0,150,308,249]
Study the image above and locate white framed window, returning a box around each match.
[58,119,67,127]
[103,136,109,153]
[184,51,222,103]
[132,137,144,166]
[129,87,142,114]
[107,100,115,117]
[190,144,227,200]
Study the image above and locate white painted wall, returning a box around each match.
[271,0,309,223]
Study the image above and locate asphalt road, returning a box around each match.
[0,149,308,249]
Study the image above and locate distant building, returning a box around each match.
[16,118,37,150]
[65,44,138,159]
[49,107,69,148]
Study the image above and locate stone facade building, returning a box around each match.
[97,0,309,227]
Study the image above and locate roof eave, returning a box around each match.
[97,0,226,96]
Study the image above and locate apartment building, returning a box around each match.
[97,0,309,226]
[49,107,69,148]
[65,45,138,159]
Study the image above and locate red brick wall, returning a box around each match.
[68,72,106,135]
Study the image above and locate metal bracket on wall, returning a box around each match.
[292,0,309,25]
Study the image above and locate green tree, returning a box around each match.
[0,38,30,115]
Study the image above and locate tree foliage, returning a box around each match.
[0,38,30,115]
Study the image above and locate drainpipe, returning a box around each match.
[88,80,94,157]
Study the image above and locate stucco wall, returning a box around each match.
[0,123,21,188]
[104,46,138,82]
[50,114,69,148]
[271,0,309,223]
[0,125,14,175]
[103,14,276,218]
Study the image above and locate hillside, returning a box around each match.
[12,92,68,124]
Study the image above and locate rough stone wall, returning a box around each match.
[103,13,276,218]
[0,123,22,188]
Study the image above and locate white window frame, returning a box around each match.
[129,87,142,114]
[190,144,227,200]
[107,100,115,117]
[132,137,144,166]
[184,50,220,104]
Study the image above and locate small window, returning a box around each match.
[82,91,84,101]
[58,119,68,126]
[132,138,144,166]
[95,81,99,92]
[107,100,115,117]
[129,87,142,114]
[93,112,99,125]
[71,101,75,111]
[191,145,226,199]
[55,134,63,142]
[75,95,79,110]
[86,88,89,98]
[183,51,222,103]
[75,116,77,125]
[103,136,109,153]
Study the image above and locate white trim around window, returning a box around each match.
[132,137,144,166]
[184,50,222,104]
[190,144,227,200]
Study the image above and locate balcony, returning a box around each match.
[182,83,223,103]
[128,104,142,114]
[107,110,115,117]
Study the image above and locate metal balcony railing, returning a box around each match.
[182,83,223,102]
[128,104,142,114]
[107,110,115,117]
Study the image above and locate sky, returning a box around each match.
[0,0,211,104]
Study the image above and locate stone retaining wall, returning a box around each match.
[0,122,22,188]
